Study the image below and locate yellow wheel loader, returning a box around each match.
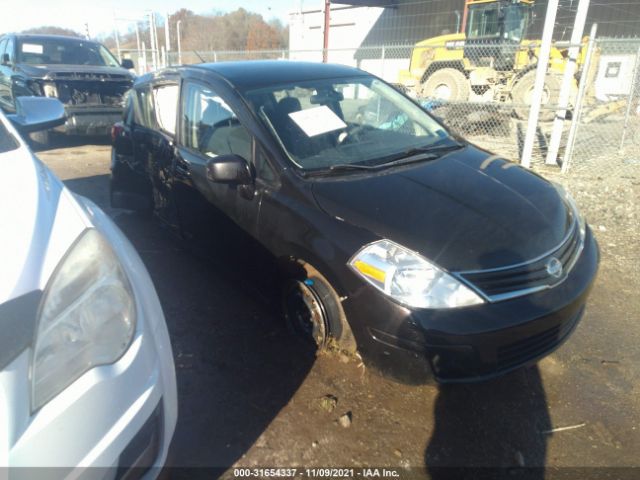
[399,0,587,120]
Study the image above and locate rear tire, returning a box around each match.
[420,68,470,102]
[512,71,562,121]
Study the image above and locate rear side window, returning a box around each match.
[152,84,179,135]
[181,81,252,160]
[4,38,14,64]
[133,86,155,129]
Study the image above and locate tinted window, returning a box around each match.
[134,86,155,129]
[255,146,277,183]
[0,39,7,60]
[4,38,14,64]
[152,84,179,135]
[16,38,119,67]
[181,82,252,160]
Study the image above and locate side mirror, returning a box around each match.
[206,154,253,185]
[6,96,66,133]
[121,58,134,70]
[1,53,10,66]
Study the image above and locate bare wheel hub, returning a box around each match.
[284,280,328,348]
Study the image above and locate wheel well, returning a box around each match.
[422,61,467,84]
[277,254,357,353]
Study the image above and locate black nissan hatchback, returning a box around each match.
[110,61,599,383]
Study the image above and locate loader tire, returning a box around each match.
[512,71,562,122]
[420,68,470,102]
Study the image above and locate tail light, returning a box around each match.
[111,122,124,143]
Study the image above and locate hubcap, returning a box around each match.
[525,85,551,105]
[434,83,452,100]
[284,280,328,348]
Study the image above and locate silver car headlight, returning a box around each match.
[348,240,484,309]
[31,229,136,411]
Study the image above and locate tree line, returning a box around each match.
[20,8,289,53]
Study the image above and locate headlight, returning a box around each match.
[32,229,136,411]
[348,240,484,309]
[553,183,586,239]
[42,83,58,98]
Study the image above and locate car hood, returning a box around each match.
[311,145,571,271]
[0,128,87,303]
[16,63,134,80]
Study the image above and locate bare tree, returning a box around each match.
[21,26,83,38]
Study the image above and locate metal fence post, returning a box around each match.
[545,0,590,165]
[177,20,182,65]
[380,45,386,80]
[520,0,559,169]
[620,45,640,151]
[562,24,598,174]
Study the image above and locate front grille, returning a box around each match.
[54,80,129,107]
[496,307,582,371]
[459,221,583,301]
[48,71,130,82]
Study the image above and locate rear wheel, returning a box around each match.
[420,68,470,102]
[512,71,562,121]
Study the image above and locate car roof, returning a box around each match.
[176,61,368,90]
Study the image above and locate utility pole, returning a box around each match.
[113,11,122,62]
[134,22,141,52]
[520,0,559,169]
[164,12,171,65]
[177,20,183,65]
[545,0,591,165]
[323,0,330,63]
[84,23,90,40]
[149,12,157,70]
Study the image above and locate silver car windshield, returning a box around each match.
[246,76,450,171]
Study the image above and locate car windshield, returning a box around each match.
[16,38,121,67]
[245,76,451,171]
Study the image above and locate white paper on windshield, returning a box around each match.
[288,106,347,137]
[22,43,44,54]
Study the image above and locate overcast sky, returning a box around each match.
[0,0,303,38]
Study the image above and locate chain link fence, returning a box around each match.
[160,37,640,178]
[565,38,640,175]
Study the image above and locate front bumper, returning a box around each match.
[342,229,599,384]
[4,327,174,479]
[54,107,123,136]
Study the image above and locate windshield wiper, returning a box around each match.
[400,141,465,158]
[303,141,465,177]
[329,163,377,172]
[303,163,376,177]
[371,141,465,169]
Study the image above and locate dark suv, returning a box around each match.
[0,34,134,145]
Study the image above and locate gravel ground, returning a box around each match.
[36,136,640,479]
